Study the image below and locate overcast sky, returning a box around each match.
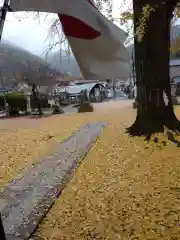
[2,12,57,56]
[2,0,131,56]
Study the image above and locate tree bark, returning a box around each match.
[128,0,180,135]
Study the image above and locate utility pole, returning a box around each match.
[0,0,6,106]
[0,0,12,41]
[0,0,12,108]
[0,0,11,237]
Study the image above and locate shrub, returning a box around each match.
[0,92,27,114]
[78,102,94,113]
[52,104,64,114]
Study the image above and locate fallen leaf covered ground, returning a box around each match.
[0,113,102,190]
[0,100,133,190]
[1,101,180,239]
[0,102,127,190]
[31,104,180,240]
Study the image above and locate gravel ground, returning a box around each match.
[33,105,180,240]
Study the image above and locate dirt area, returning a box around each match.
[31,103,180,240]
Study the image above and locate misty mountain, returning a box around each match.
[46,50,82,77]
[0,41,61,87]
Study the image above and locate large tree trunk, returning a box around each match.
[128,0,180,135]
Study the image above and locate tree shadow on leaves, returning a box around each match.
[126,119,164,138]
[126,120,180,148]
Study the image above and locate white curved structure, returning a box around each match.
[10,0,130,80]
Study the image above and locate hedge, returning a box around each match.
[0,92,50,115]
[0,93,27,113]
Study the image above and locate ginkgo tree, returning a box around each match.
[119,0,180,135]
[45,0,180,135]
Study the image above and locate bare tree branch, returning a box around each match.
[43,0,115,60]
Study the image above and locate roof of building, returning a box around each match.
[54,80,107,96]
[66,83,101,95]
[170,59,180,66]
[55,82,105,95]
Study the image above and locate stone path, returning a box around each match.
[0,122,107,240]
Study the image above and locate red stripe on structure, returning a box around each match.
[59,14,101,39]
